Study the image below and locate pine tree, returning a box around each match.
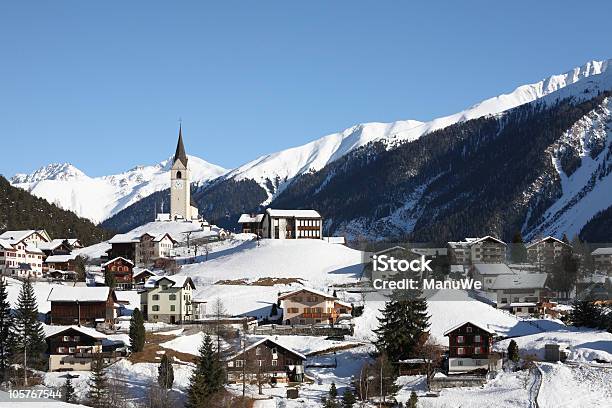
[374,289,430,361]
[332,290,338,298]
[270,303,278,317]
[569,300,601,328]
[129,308,145,352]
[407,391,418,408]
[87,354,109,408]
[186,334,225,407]
[341,387,356,408]
[510,231,527,263]
[329,382,338,399]
[104,269,116,288]
[63,375,75,403]
[507,340,520,363]
[13,278,46,382]
[0,277,13,383]
[158,353,174,389]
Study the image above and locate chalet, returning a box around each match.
[261,209,323,239]
[492,273,548,316]
[278,288,351,325]
[107,232,177,267]
[443,321,502,373]
[237,213,265,236]
[48,269,77,281]
[0,229,50,278]
[133,267,156,288]
[447,236,506,265]
[225,337,306,384]
[592,247,612,274]
[45,325,107,371]
[47,286,117,328]
[140,275,195,324]
[102,257,135,290]
[526,236,571,269]
[38,238,83,257]
[45,253,79,271]
[471,263,515,291]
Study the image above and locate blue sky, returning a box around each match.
[1,1,611,177]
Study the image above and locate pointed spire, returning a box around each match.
[174,124,188,166]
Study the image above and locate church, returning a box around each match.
[157,126,201,222]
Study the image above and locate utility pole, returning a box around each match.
[241,333,246,408]
[23,342,27,386]
[379,363,382,408]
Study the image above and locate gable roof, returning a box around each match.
[491,273,548,290]
[144,275,195,289]
[44,325,107,340]
[0,239,14,250]
[238,214,265,224]
[278,287,336,301]
[525,236,570,249]
[265,209,321,218]
[45,254,78,263]
[227,337,306,361]
[47,286,113,303]
[448,236,506,248]
[0,229,50,245]
[102,257,134,267]
[592,247,612,255]
[38,238,82,251]
[133,268,156,279]
[472,263,514,276]
[443,321,498,336]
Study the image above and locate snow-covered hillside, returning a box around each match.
[223,59,611,203]
[10,155,227,223]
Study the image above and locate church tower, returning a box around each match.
[170,125,191,220]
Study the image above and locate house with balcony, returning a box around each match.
[260,209,323,239]
[0,229,50,279]
[443,321,502,373]
[237,213,265,236]
[225,337,306,384]
[278,288,351,325]
[492,272,548,316]
[140,275,195,324]
[102,257,135,290]
[526,236,571,270]
[592,247,612,274]
[45,325,108,371]
[448,236,507,265]
[107,232,177,267]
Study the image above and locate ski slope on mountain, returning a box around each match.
[223,59,612,202]
[10,155,227,223]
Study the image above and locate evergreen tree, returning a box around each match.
[407,391,418,408]
[158,353,174,389]
[13,278,46,381]
[87,354,109,408]
[569,300,601,328]
[63,375,75,403]
[0,277,13,383]
[550,251,578,295]
[510,231,527,263]
[104,269,116,289]
[74,256,87,282]
[186,334,225,407]
[270,303,278,317]
[374,289,430,361]
[507,339,520,363]
[332,290,338,298]
[329,382,338,399]
[341,388,356,408]
[129,308,145,352]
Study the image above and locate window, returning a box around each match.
[457,336,464,344]
[466,326,472,333]
[152,305,160,311]
[170,305,175,311]
[256,347,262,355]
[235,360,244,367]
[161,285,168,290]
[169,294,177,301]
[258,360,263,367]
[152,295,160,301]
[271,360,278,366]
[457,360,464,366]
[457,347,465,355]
[227,361,234,367]
[475,346,482,354]
[176,171,182,179]
[474,335,481,343]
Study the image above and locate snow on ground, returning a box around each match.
[4,278,67,314]
[159,331,230,355]
[115,290,141,315]
[246,335,363,356]
[74,240,110,259]
[538,362,612,407]
[495,329,612,363]
[179,238,366,287]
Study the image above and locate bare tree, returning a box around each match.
[212,298,227,353]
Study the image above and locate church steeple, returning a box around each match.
[174,124,188,166]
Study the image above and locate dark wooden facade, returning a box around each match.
[50,292,116,327]
[226,339,305,383]
[104,258,134,289]
[446,322,494,358]
[106,242,136,262]
[46,327,101,355]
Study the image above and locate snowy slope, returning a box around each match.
[10,155,227,223]
[223,59,612,202]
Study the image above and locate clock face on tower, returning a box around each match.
[174,179,184,189]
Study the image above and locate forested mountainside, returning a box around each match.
[580,205,612,243]
[0,176,111,245]
[272,92,612,243]
[100,188,170,233]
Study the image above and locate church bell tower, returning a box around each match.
[170,125,191,220]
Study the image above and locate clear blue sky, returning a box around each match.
[1,1,611,177]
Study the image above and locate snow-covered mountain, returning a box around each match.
[10,156,227,224]
[223,59,610,203]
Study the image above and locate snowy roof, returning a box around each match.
[143,275,195,289]
[472,263,514,276]
[102,257,134,267]
[47,286,112,302]
[238,214,264,223]
[227,337,307,361]
[334,300,353,308]
[25,245,44,254]
[44,325,107,340]
[592,247,612,255]
[133,268,156,278]
[266,208,322,218]
[0,229,49,244]
[448,236,506,247]
[0,239,14,250]
[525,236,569,249]
[38,238,82,251]
[278,287,336,300]
[108,233,140,244]
[45,254,78,263]
[492,273,548,290]
[443,321,498,336]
